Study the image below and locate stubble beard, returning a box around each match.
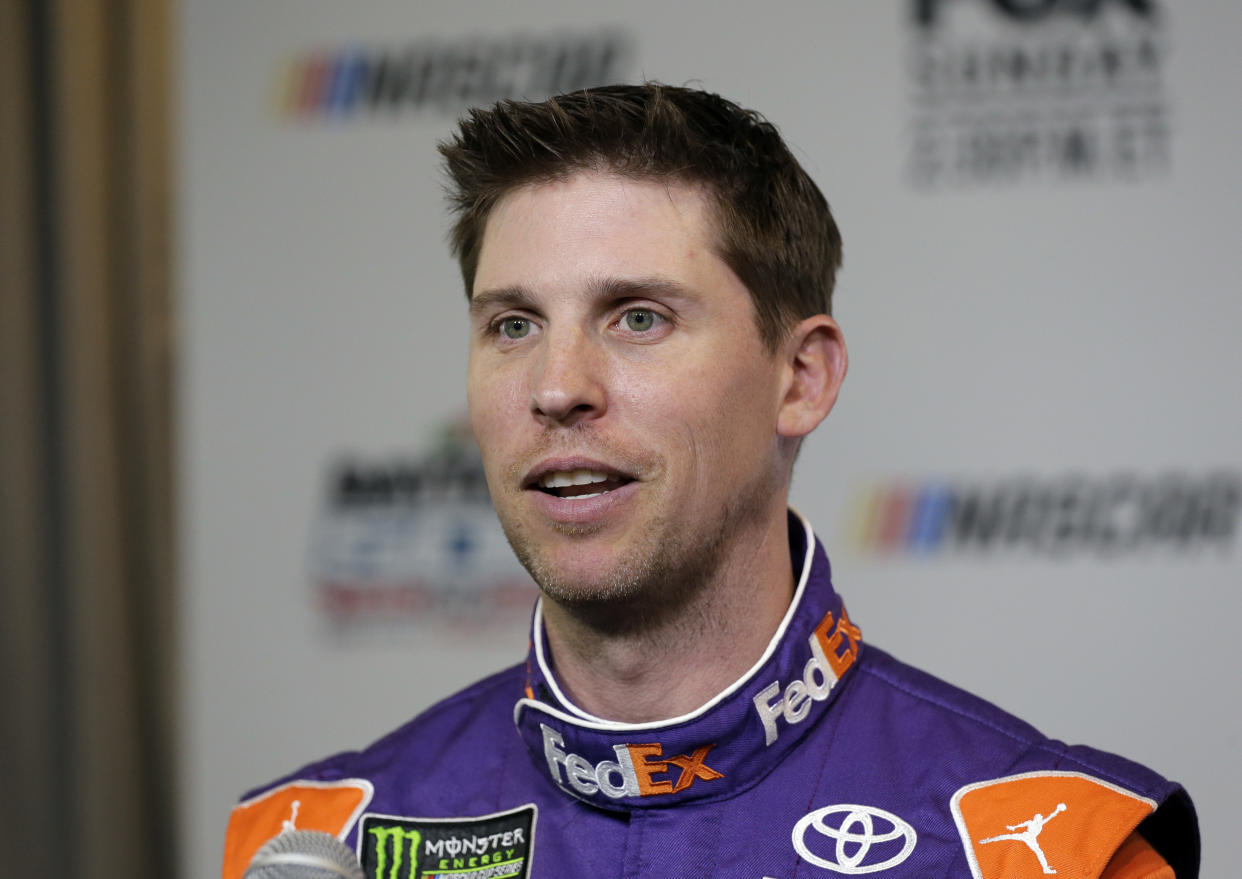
[497,467,777,638]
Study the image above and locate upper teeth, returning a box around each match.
[540,469,611,489]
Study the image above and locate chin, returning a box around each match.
[530,554,640,606]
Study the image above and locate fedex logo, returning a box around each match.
[541,725,723,799]
[753,609,861,746]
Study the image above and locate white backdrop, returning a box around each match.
[178,2,1241,876]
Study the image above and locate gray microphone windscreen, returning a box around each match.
[243,830,364,879]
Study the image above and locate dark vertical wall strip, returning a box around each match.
[108,4,176,875]
[25,1,75,875]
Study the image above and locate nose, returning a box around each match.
[529,327,606,427]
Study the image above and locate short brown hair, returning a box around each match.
[439,83,842,350]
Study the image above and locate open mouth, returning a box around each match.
[532,468,634,500]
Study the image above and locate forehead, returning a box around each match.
[472,172,723,296]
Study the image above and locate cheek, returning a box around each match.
[688,361,782,470]
[468,360,527,431]
[468,375,532,491]
[468,383,523,495]
[622,361,777,482]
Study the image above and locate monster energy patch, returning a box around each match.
[359,804,536,879]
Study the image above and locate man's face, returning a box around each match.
[467,171,790,607]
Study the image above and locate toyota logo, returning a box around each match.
[793,804,917,874]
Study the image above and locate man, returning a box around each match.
[222,84,1197,879]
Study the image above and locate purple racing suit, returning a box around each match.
[224,512,1198,879]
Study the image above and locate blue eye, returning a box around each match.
[623,309,658,332]
[499,318,531,339]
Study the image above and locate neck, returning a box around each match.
[540,510,796,722]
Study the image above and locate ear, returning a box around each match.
[776,315,848,439]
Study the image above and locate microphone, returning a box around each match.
[243,830,364,879]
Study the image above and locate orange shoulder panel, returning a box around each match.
[1100,833,1175,879]
[952,771,1158,879]
[221,779,373,879]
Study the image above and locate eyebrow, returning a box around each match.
[468,286,537,318]
[587,276,696,303]
[470,277,696,317]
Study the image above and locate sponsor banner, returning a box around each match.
[847,471,1240,557]
[359,805,536,879]
[180,5,1242,879]
[308,421,537,633]
[276,29,633,120]
[906,0,1171,187]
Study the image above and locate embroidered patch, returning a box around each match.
[793,803,918,874]
[358,804,537,879]
[951,771,1155,879]
[222,778,373,879]
[540,723,724,801]
[753,605,861,747]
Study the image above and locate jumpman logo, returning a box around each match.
[978,802,1067,874]
[281,800,301,833]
